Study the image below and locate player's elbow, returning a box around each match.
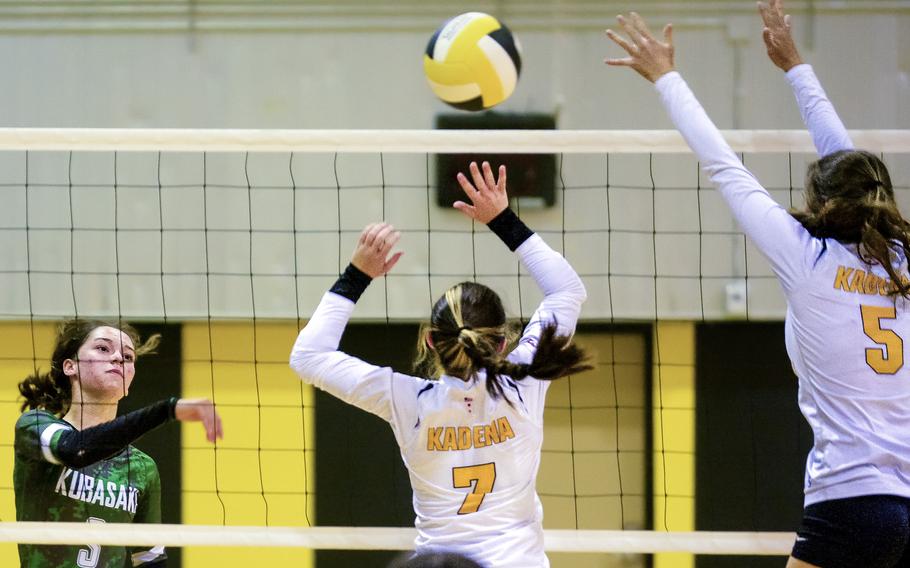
[565,275,587,305]
[576,279,588,304]
[289,348,322,385]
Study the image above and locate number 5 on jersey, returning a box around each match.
[861,304,904,374]
[453,463,496,514]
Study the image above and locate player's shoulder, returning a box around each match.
[15,409,67,431]
[127,446,162,479]
[128,446,158,467]
[393,371,439,393]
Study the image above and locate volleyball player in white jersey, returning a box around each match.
[606,3,910,567]
[290,161,590,568]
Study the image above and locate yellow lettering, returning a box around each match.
[427,417,517,452]
[442,427,458,451]
[849,269,866,293]
[497,417,515,442]
[457,427,472,450]
[473,426,485,448]
[484,424,500,445]
[427,427,443,451]
[834,266,854,291]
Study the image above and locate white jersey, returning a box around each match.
[290,233,586,567]
[656,66,910,506]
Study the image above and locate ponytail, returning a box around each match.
[18,370,71,415]
[488,323,592,382]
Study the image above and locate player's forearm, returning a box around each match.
[516,234,586,336]
[289,264,368,364]
[290,290,356,362]
[54,398,177,469]
[786,64,853,156]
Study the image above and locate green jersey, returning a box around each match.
[14,410,166,568]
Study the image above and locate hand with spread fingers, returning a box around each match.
[758,0,803,72]
[453,161,509,224]
[604,12,674,83]
[351,222,403,278]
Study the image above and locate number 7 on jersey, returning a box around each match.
[453,463,496,515]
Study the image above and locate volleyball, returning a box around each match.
[423,12,522,111]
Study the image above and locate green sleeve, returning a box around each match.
[14,410,70,464]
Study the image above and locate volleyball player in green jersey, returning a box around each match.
[15,319,224,568]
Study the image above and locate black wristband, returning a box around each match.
[487,207,534,252]
[329,263,372,303]
[167,397,178,420]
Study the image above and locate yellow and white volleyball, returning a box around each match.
[423,12,522,111]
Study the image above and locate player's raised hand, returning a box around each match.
[758,0,802,72]
[605,12,674,83]
[351,222,403,278]
[454,161,509,224]
[175,398,223,443]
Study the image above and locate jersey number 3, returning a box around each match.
[77,517,105,568]
[862,305,904,374]
[453,463,496,515]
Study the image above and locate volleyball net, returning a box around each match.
[1,128,908,565]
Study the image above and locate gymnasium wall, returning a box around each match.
[0,2,903,131]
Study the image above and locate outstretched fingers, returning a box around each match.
[481,161,497,192]
[757,0,801,71]
[453,161,509,223]
[353,222,403,278]
[495,164,507,195]
[629,12,655,41]
[618,14,646,45]
[604,12,674,82]
[468,161,489,195]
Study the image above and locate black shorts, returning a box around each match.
[792,494,910,567]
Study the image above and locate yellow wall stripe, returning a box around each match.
[181,321,315,567]
[0,322,56,566]
[653,321,695,568]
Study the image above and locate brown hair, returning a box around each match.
[413,282,591,402]
[18,319,160,415]
[793,150,910,297]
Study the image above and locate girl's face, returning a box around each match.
[63,326,136,402]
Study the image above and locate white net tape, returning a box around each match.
[0,523,794,555]
[0,127,905,153]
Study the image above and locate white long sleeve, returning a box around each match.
[289,291,431,423]
[786,64,854,157]
[507,233,587,366]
